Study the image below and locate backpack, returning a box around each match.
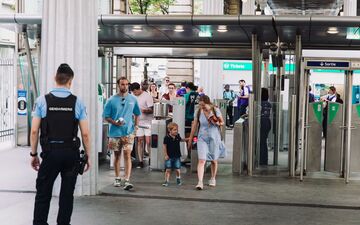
[223,90,235,106]
[186,91,199,120]
[223,90,235,99]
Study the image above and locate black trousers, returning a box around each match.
[238,105,248,117]
[260,118,271,165]
[33,148,79,225]
[226,105,234,126]
[322,109,328,138]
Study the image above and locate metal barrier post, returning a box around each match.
[300,69,309,181]
[248,94,254,175]
[344,70,353,183]
[289,95,297,177]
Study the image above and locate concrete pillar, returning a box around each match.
[169,0,193,15]
[225,0,241,15]
[199,0,224,100]
[344,0,357,16]
[242,0,255,15]
[40,0,99,195]
[168,0,193,84]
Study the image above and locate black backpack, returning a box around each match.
[186,91,199,120]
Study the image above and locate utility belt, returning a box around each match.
[40,137,81,151]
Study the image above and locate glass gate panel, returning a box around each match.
[0,47,15,148]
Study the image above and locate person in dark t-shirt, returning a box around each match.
[162,122,187,187]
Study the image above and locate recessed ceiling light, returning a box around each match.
[327,27,339,34]
[217,25,227,32]
[174,25,184,32]
[132,25,142,32]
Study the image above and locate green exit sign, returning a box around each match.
[223,62,295,72]
[223,62,252,70]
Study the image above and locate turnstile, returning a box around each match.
[350,104,360,173]
[306,102,323,172]
[150,118,171,170]
[325,102,343,173]
[232,118,248,174]
[306,102,344,173]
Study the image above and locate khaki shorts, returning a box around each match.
[136,127,151,137]
[108,134,135,152]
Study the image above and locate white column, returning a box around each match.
[344,0,357,16]
[40,0,99,195]
[242,0,255,15]
[199,0,223,100]
[200,60,223,100]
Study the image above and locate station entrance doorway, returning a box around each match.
[301,58,360,182]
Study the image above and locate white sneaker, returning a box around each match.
[123,180,134,191]
[208,178,216,187]
[113,178,121,187]
[195,181,203,190]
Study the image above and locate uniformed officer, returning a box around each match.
[30,63,91,225]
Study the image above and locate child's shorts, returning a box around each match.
[165,157,181,170]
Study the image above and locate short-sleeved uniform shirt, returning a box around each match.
[238,86,250,107]
[32,88,87,121]
[163,134,182,158]
[103,94,141,137]
[135,91,154,126]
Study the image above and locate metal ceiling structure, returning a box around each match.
[1,14,360,58]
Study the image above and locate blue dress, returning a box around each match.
[197,108,222,161]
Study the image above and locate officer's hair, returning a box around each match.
[329,86,336,92]
[167,122,178,132]
[55,63,74,85]
[116,76,128,85]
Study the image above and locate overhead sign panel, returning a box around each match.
[306,61,350,70]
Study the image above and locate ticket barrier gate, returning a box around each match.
[232,117,249,174]
[305,102,343,174]
[350,104,360,174]
[325,102,343,173]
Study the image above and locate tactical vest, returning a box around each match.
[40,93,80,150]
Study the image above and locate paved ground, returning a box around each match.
[1,130,360,225]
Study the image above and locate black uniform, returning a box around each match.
[33,93,81,225]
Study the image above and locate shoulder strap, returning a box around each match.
[196,108,201,121]
[212,105,217,116]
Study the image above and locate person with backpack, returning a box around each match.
[238,79,250,117]
[184,82,199,136]
[187,95,224,190]
[223,84,236,128]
